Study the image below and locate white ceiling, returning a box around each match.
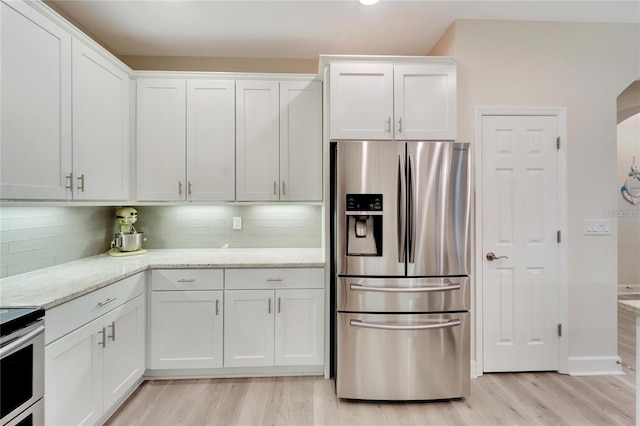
[47,0,640,60]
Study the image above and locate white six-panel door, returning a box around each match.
[481,114,561,372]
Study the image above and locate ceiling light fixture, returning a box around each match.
[359,0,380,5]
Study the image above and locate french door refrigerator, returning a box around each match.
[332,140,471,401]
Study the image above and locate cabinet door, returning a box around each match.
[1,1,72,200]
[72,39,130,200]
[45,317,103,426]
[275,289,324,366]
[329,63,393,140]
[102,295,145,409]
[235,81,280,201]
[224,290,274,367]
[150,291,223,369]
[279,81,323,201]
[186,80,235,201]
[136,79,186,201]
[394,64,457,140]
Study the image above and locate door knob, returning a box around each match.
[486,252,508,261]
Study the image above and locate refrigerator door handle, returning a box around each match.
[349,283,461,293]
[349,319,461,331]
[408,153,416,263]
[397,154,406,263]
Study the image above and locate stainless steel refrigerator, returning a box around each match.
[332,140,471,401]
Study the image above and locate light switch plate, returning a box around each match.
[584,219,610,235]
[233,216,242,230]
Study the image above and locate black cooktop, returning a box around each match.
[0,307,44,338]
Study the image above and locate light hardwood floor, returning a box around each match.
[107,302,636,426]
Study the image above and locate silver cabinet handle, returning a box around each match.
[282,181,286,196]
[268,297,272,314]
[486,252,508,261]
[178,181,183,196]
[65,173,73,192]
[216,299,220,316]
[386,117,391,133]
[98,327,106,347]
[273,181,278,196]
[350,319,460,331]
[350,283,461,293]
[177,279,196,283]
[278,297,281,314]
[108,321,116,341]
[266,278,283,282]
[398,117,403,133]
[77,174,85,192]
[188,181,192,196]
[98,297,117,307]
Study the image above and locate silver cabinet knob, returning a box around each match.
[486,252,508,261]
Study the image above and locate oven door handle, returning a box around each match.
[0,324,45,359]
[349,283,461,293]
[350,319,460,331]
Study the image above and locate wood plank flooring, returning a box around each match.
[107,302,637,426]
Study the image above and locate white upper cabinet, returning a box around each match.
[393,64,457,141]
[329,60,457,141]
[235,80,281,201]
[72,39,130,201]
[137,78,236,202]
[236,79,323,202]
[1,0,72,200]
[187,80,235,201]
[1,1,131,201]
[136,79,187,201]
[279,80,323,201]
[329,63,394,141]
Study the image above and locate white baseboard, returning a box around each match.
[568,356,624,376]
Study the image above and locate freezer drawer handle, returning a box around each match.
[349,283,461,293]
[350,319,461,331]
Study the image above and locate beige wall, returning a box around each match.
[431,20,640,365]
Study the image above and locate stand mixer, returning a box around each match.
[108,207,147,256]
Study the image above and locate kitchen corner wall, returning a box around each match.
[0,204,322,278]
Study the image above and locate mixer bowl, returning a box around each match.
[114,232,144,252]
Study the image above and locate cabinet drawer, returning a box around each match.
[152,269,223,291]
[225,268,324,290]
[46,272,145,345]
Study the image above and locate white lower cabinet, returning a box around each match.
[224,268,325,368]
[150,291,224,369]
[45,294,145,425]
[149,269,224,370]
[224,288,324,368]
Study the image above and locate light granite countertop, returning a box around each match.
[618,299,640,316]
[0,248,325,310]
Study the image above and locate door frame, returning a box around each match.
[474,107,569,376]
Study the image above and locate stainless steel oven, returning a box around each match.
[0,307,45,426]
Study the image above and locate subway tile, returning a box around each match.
[9,237,58,253]
[8,258,56,277]
[1,229,35,243]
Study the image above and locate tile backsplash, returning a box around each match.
[0,204,322,278]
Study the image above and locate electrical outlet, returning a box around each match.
[584,219,610,235]
[232,216,242,230]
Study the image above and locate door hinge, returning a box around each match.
[556,137,560,150]
[557,230,561,243]
[557,323,562,337]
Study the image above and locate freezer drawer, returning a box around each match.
[336,312,470,400]
[337,276,469,313]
